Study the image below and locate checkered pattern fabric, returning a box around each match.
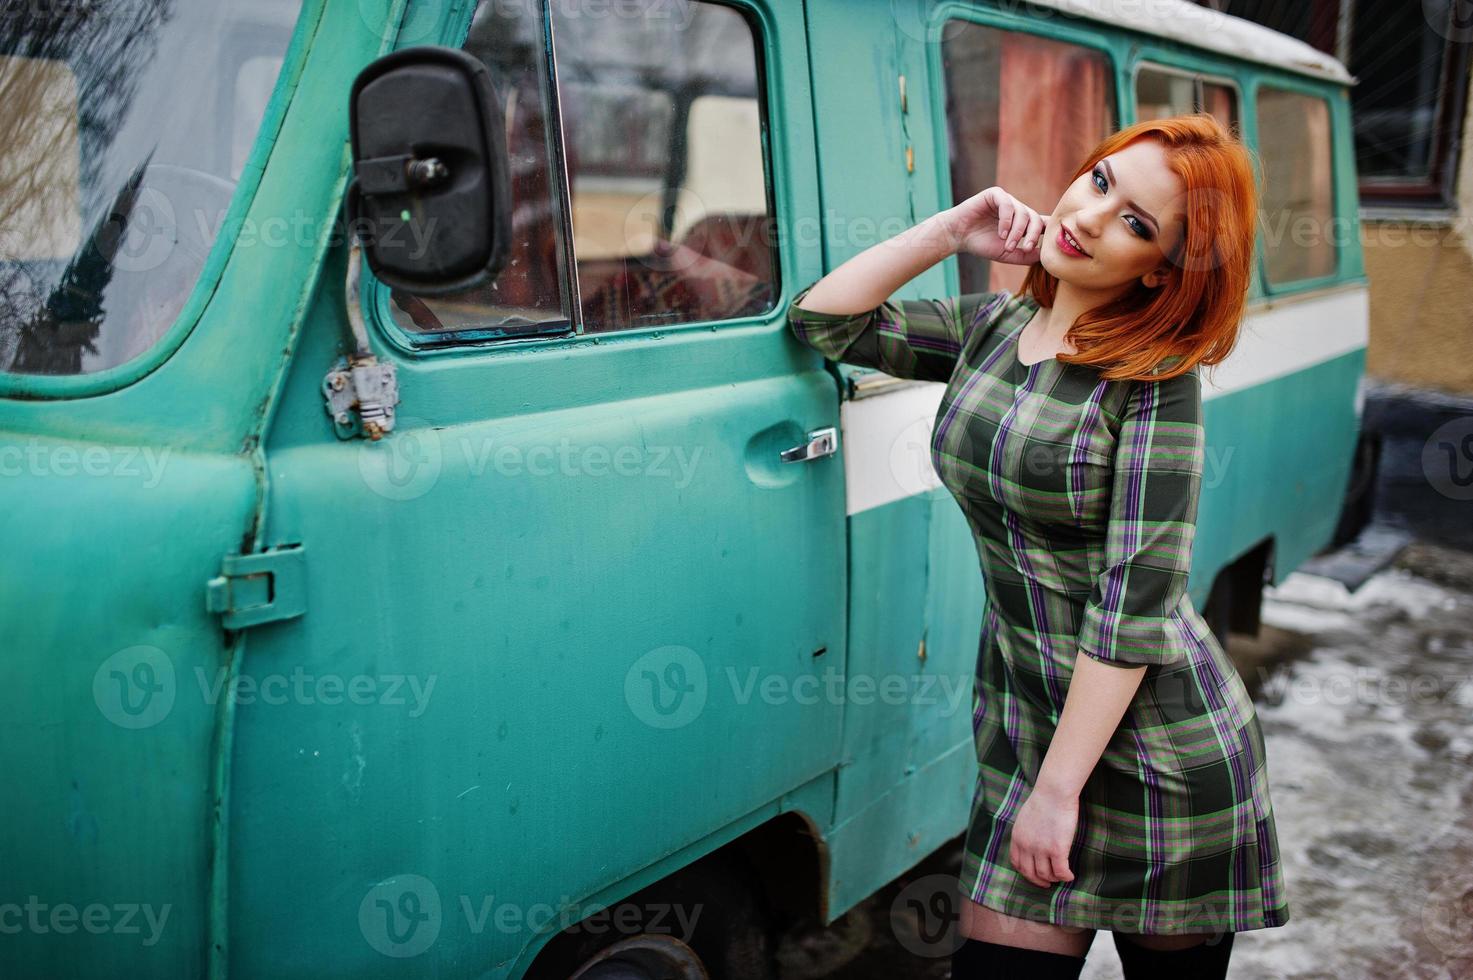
[787,280,1290,934]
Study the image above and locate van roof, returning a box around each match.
[1022,0,1355,86]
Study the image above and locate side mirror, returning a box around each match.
[346,45,512,295]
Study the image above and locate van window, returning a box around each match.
[1136,64,1238,132]
[385,1,573,339]
[1256,86,1336,285]
[0,1,304,377]
[939,24,1117,294]
[387,1,776,342]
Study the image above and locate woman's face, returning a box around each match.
[1040,139,1187,293]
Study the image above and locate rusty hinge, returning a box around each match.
[206,545,307,630]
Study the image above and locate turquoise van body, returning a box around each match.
[0,0,1362,976]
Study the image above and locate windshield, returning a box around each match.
[0,0,304,377]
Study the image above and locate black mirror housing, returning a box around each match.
[346,45,512,295]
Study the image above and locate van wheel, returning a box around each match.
[529,851,777,980]
[569,935,709,980]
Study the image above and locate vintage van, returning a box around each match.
[0,0,1363,976]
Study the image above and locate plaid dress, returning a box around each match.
[787,279,1290,936]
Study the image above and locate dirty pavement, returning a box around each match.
[771,539,1473,979]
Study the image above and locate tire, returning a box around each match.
[525,851,777,980]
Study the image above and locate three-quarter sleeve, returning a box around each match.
[786,278,1009,383]
[1076,370,1204,670]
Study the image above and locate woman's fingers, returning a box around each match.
[1023,209,1046,252]
[1011,841,1049,888]
[1011,203,1034,252]
[995,196,1016,248]
[1012,840,1074,888]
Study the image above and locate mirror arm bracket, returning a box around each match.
[322,242,401,442]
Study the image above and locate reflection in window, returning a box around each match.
[940,24,1117,295]
[1136,66,1238,133]
[554,2,776,334]
[1257,86,1335,285]
[0,0,303,377]
[385,0,574,340]
[395,0,778,342]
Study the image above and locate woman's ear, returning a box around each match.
[1141,264,1173,289]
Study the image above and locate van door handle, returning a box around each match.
[780,426,838,463]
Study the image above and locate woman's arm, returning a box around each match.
[794,188,1044,315]
[794,211,964,315]
[787,189,1047,382]
[1034,655,1146,801]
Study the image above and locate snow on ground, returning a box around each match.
[1081,546,1473,979]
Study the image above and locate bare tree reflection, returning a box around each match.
[0,0,172,375]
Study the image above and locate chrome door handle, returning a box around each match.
[780,426,838,463]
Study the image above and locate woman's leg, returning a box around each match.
[1112,930,1235,980]
[950,898,1093,980]
[960,897,1095,956]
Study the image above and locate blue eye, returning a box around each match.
[1092,166,1152,240]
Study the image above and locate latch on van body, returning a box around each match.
[206,545,306,630]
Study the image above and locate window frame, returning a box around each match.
[1353,11,1471,212]
[1130,59,1244,132]
[368,0,785,358]
[927,5,1123,301]
[1251,77,1342,295]
[0,0,323,400]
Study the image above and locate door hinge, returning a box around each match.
[206,545,307,630]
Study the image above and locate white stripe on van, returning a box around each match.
[840,286,1369,516]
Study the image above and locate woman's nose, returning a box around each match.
[1075,202,1109,237]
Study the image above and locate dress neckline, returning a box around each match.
[1011,298,1070,370]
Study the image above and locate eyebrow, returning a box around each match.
[1101,157,1160,234]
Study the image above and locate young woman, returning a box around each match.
[787,114,1289,979]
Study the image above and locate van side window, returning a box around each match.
[385,2,572,340]
[939,24,1117,295]
[557,3,776,334]
[387,1,777,342]
[1136,64,1238,133]
[1255,86,1336,286]
[0,0,304,377]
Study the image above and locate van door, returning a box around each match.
[225,1,845,972]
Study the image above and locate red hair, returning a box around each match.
[1017,113,1260,382]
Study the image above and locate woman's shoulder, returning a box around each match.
[1098,361,1201,430]
[961,288,1022,329]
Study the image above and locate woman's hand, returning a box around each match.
[1008,783,1078,889]
[938,186,1048,267]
